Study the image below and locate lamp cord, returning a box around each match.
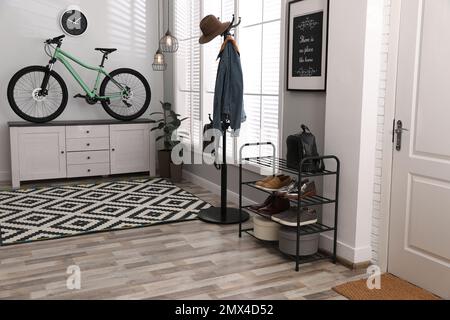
[158,0,161,40]
[167,0,171,33]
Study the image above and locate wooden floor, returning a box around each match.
[0,177,366,300]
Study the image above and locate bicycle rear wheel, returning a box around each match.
[100,68,151,121]
[7,66,68,123]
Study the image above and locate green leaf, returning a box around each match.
[161,102,172,111]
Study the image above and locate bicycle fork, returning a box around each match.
[40,44,61,96]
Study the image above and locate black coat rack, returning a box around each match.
[198,15,250,225]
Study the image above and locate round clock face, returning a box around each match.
[60,10,88,36]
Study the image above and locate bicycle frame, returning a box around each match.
[50,46,125,101]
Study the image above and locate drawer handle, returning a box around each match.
[87,156,91,160]
[86,131,90,134]
[61,151,65,154]
[87,143,91,147]
[112,148,115,152]
[87,169,91,173]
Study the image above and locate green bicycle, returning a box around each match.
[7,35,151,123]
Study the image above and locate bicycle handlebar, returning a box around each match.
[45,35,65,45]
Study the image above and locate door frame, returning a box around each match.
[377,0,402,272]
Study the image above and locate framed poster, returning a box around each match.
[287,0,329,91]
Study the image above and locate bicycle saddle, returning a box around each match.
[95,48,117,54]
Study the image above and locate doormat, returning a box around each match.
[333,273,442,300]
[0,178,211,246]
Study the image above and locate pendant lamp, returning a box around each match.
[160,0,179,53]
[153,0,167,71]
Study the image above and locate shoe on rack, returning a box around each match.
[258,176,293,192]
[284,181,317,201]
[255,176,275,187]
[255,175,287,187]
[259,196,290,215]
[249,195,275,211]
[271,208,318,227]
[277,179,309,197]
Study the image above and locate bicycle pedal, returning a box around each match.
[73,94,86,99]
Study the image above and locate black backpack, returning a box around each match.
[286,125,325,173]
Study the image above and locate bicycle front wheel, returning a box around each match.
[100,68,151,121]
[7,66,68,123]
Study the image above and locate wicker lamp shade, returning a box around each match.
[152,48,167,71]
[159,0,179,53]
[160,30,179,53]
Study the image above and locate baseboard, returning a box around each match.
[0,171,11,183]
[320,233,372,269]
[182,170,257,206]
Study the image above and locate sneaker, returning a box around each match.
[271,208,318,227]
[284,181,317,201]
[277,179,309,197]
[258,176,293,192]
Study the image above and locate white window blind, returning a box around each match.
[174,0,201,144]
[174,0,281,161]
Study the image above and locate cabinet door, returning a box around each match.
[110,124,150,175]
[16,126,67,181]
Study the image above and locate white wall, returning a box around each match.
[0,0,164,181]
[322,0,384,264]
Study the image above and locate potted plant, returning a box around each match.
[150,102,188,182]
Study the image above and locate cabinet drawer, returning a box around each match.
[66,138,109,152]
[67,163,110,178]
[66,125,109,139]
[67,151,110,165]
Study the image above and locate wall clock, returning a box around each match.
[60,6,88,36]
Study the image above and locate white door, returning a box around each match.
[389,0,450,299]
[110,124,151,175]
[16,126,67,181]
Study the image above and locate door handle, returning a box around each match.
[395,120,409,151]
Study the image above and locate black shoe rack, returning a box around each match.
[238,142,340,271]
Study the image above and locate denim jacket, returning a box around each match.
[213,39,246,136]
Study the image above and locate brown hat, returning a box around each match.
[199,15,231,44]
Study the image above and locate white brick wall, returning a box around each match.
[372,0,392,264]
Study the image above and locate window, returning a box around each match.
[238,0,281,158]
[174,0,281,161]
[174,0,201,144]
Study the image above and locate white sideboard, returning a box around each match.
[9,120,155,189]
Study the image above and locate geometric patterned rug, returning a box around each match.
[0,178,211,246]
